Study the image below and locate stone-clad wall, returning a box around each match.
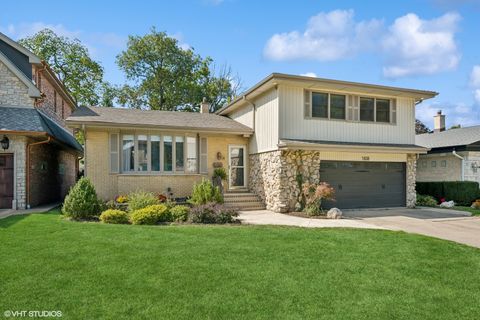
[249,150,321,212]
[0,61,34,106]
[406,154,417,208]
[250,150,417,212]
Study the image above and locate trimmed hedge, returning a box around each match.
[416,181,480,206]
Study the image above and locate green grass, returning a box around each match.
[1,211,480,320]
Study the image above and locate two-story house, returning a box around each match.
[0,32,82,210]
[66,73,436,212]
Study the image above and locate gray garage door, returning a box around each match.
[319,161,406,209]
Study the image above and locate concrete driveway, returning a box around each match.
[239,207,480,248]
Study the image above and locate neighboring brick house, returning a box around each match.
[416,111,480,184]
[67,73,437,211]
[0,32,82,209]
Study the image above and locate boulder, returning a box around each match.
[440,200,455,208]
[327,208,342,219]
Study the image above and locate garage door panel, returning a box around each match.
[320,161,406,209]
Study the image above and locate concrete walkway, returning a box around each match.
[239,210,385,229]
[0,203,59,220]
[239,208,480,248]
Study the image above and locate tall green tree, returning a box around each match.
[116,28,240,112]
[19,29,104,106]
[415,119,432,134]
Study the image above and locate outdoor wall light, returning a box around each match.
[1,135,9,151]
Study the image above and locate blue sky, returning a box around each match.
[1,0,480,128]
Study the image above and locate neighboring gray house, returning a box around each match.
[416,111,480,184]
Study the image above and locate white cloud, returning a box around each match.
[417,101,479,128]
[475,89,480,104]
[264,10,461,79]
[0,22,81,39]
[301,72,317,77]
[382,12,461,78]
[263,10,383,61]
[470,65,480,87]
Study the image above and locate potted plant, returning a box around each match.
[212,167,227,194]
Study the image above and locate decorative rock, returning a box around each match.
[440,200,455,208]
[326,208,342,219]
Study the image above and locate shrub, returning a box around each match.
[301,182,335,216]
[127,190,160,212]
[130,204,170,225]
[189,179,223,205]
[416,181,480,206]
[170,205,190,222]
[212,167,227,180]
[99,209,129,224]
[115,195,128,203]
[62,177,103,220]
[416,194,437,207]
[189,202,238,224]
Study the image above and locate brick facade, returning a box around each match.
[33,66,75,129]
[85,129,248,201]
[0,55,79,209]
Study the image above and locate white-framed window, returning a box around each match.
[311,92,346,120]
[360,97,390,123]
[113,133,201,174]
[441,160,447,167]
[431,160,437,168]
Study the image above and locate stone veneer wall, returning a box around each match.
[406,153,417,208]
[250,150,418,212]
[249,150,320,212]
[0,61,34,107]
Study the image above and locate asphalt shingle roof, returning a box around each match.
[67,106,253,134]
[0,106,82,152]
[416,125,480,149]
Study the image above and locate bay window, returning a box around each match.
[150,135,160,171]
[163,136,173,172]
[114,133,202,174]
[122,135,134,172]
[186,137,197,173]
[175,136,184,171]
[137,135,148,171]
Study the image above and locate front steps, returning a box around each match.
[223,191,266,211]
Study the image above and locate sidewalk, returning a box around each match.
[0,203,60,219]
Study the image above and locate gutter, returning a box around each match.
[452,150,465,181]
[26,135,52,208]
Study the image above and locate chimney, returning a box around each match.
[200,97,210,114]
[434,110,446,132]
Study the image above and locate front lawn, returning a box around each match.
[1,211,480,319]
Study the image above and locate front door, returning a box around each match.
[0,154,14,209]
[228,145,246,189]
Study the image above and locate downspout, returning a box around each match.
[452,150,464,181]
[26,135,52,209]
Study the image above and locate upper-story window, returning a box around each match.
[360,97,390,123]
[311,92,346,120]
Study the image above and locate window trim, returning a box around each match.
[310,91,346,120]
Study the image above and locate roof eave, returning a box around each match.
[0,32,42,65]
[218,73,438,115]
[278,140,429,154]
[65,120,253,135]
[0,51,41,98]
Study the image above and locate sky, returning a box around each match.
[1,0,480,129]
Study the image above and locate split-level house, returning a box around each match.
[416,111,480,184]
[67,73,436,212]
[0,33,82,210]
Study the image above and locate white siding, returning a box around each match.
[279,85,416,145]
[250,88,279,154]
[229,104,254,128]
